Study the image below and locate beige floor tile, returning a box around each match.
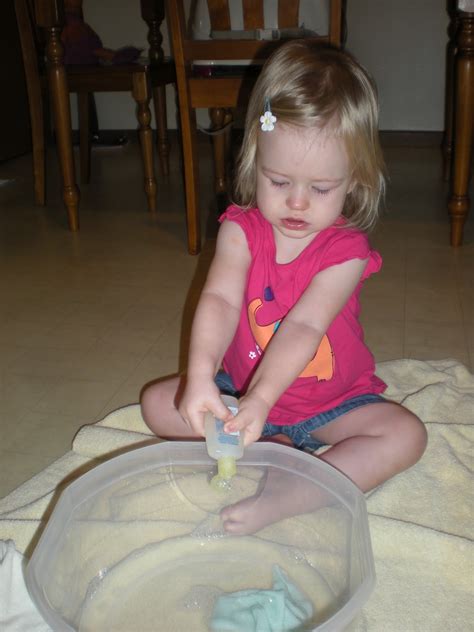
[58,346,144,382]
[126,342,185,388]
[459,289,473,324]
[6,346,90,379]
[97,382,143,420]
[404,320,471,366]
[0,320,57,349]
[360,318,405,362]
[360,284,406,322]
[33,377,124,419]
[93,326,160,356]
[0,372,60,418]
[0,410,80,458]
[405,286,464,324]
[0,344,26,371]
[0,450,59,499]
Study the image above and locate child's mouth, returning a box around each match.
[282,218,309,230]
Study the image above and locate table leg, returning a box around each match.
[44,24,80,231]
[448,10,474,246]
[133,72,158,213]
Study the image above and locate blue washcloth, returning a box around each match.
[210,565,313,632]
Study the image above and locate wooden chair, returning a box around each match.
[166,0,344,255]
[442,0,473,246]
[15,0,175,230]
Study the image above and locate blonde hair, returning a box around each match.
[234,40,385,232]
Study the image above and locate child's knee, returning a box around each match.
[393,409,428,465]
[140,382,164,429]
[410,413,428,460]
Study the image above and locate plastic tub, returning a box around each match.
[26,442,375,631]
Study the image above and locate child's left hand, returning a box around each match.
[224,391,270,446]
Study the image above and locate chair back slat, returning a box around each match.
[183,37,307,62]
[242,1,264,29]
[278,0,299,28]
[207,0,231,31]
[176,1,342,63]
[329,0,342,44]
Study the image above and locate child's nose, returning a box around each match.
[287,189,309,211]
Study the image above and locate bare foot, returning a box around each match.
[220,464,329,535]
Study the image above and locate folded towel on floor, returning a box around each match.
[0,359,472,631]
[211,565,313,632]
[350,515,473,631]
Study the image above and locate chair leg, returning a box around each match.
[132,72,157,213]
[442,8,458,182]
[448,10,474,247]
[14,0,45,206]
[77,92,91,184]
[45,26,79,230]
[153,85,170,176]
[181,107,201,254]
[210,107,227,194]
[31,92,46,206]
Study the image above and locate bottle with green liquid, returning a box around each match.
[205,395,243,488]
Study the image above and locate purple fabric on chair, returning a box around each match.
[61,12,103,65]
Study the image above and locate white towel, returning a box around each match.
[0,359,472,631]
[0,540,51,631]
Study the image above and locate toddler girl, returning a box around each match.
[141,40,427,533]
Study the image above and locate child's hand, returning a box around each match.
[224,391,270,446]
[178,377,233,437]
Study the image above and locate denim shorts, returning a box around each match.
[214,370,386,452]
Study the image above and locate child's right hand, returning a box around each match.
[178,377,233,437]
[223,390,270,447]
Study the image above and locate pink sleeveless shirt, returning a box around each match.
[220,206,386,425]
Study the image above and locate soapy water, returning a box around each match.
[209,473,233,491]
[165,466,262,517]
[180,585,222,612]
[69,466,344,630]
[77,535,332,632]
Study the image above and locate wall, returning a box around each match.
[77,0,449,132]
[346,0,448,131]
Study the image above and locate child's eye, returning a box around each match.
[270,179,288,188]
[313,187,331,196]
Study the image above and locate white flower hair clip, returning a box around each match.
[260,98,277,132]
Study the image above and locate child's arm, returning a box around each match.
[225,257,369,445]
[178,220,250,435]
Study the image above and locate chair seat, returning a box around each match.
[66,59,175,93]
[189,75,256,108]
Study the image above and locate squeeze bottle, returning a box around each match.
[205,395,243,484]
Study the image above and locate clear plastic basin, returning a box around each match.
[26,441,375,631]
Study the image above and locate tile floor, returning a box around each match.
[0,135,472,498]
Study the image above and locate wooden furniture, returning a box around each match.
[141,0,174,176]
[443,0,473,246]
[15,0,175,230]
[0,2,32,162]
[166,0,344,255]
